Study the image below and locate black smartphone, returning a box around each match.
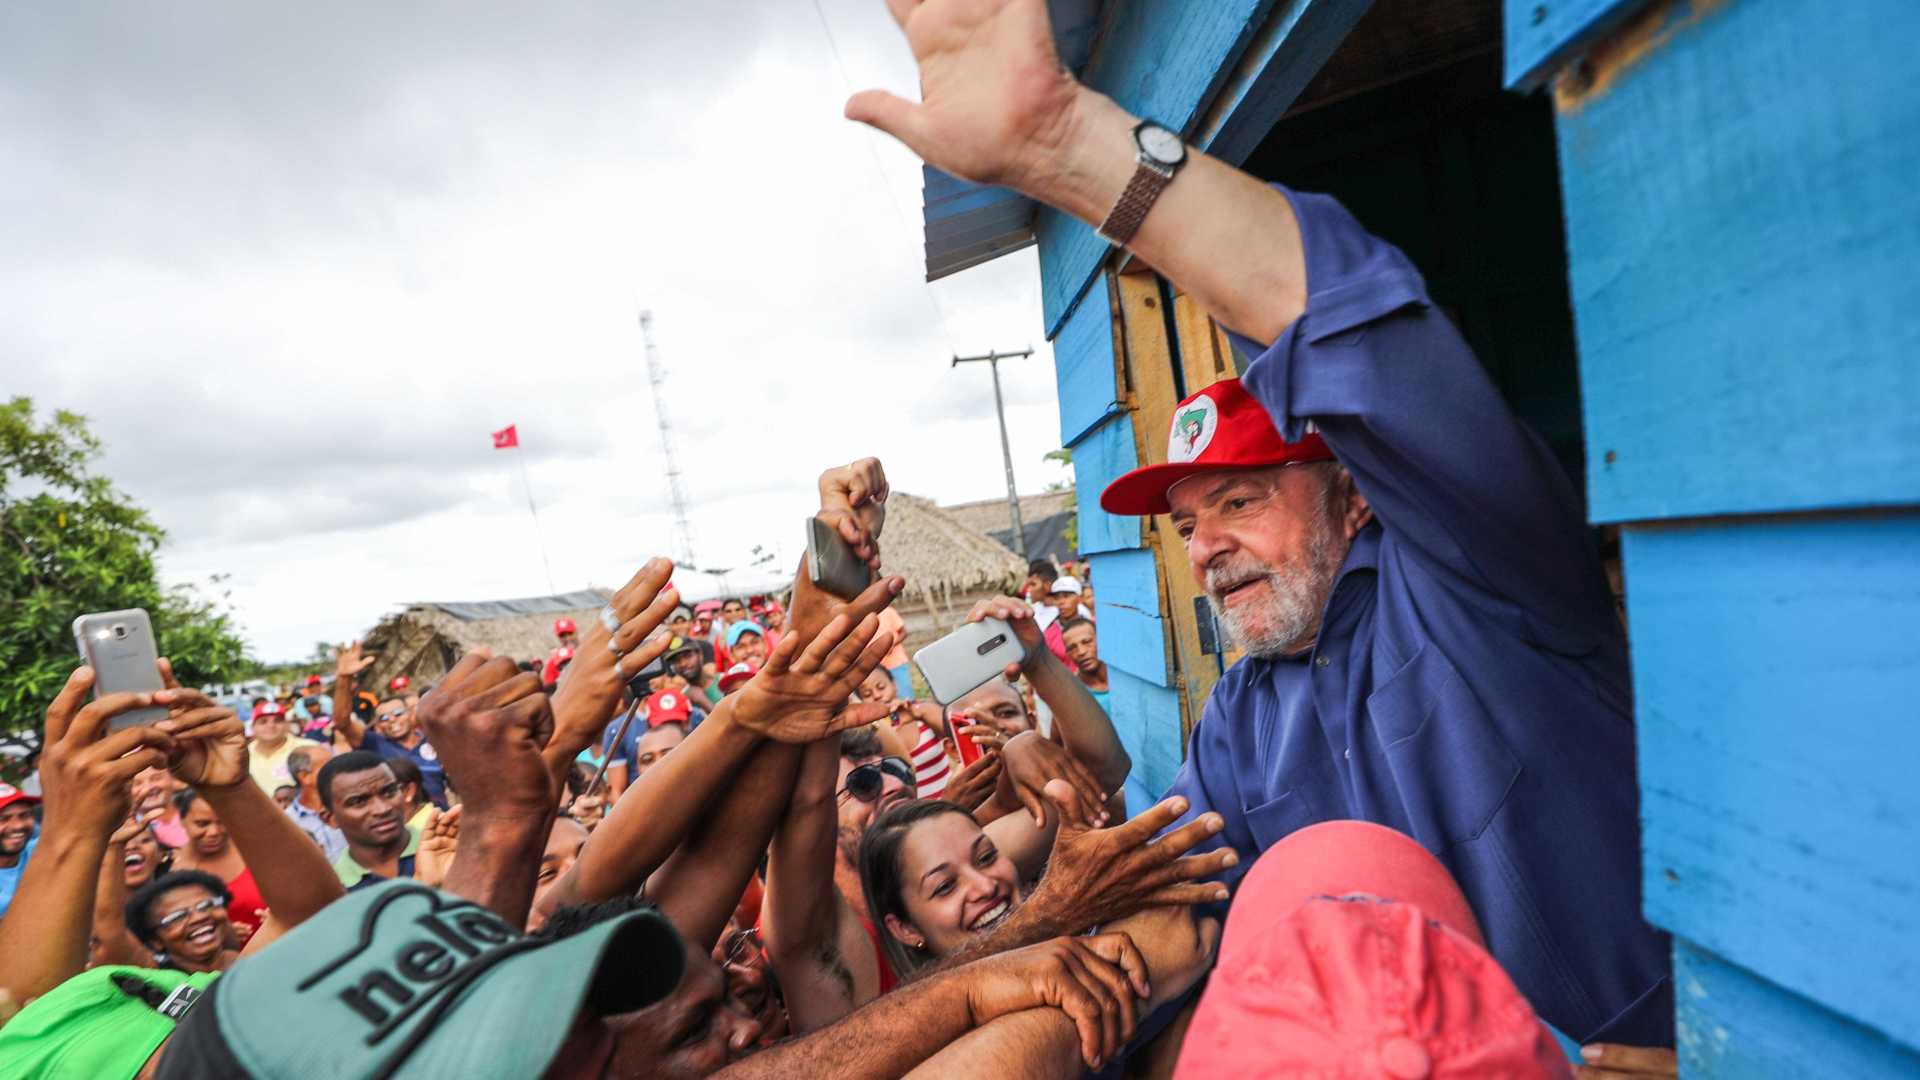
[806,516,873,599]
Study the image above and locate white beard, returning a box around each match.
[1204,516,1347,659]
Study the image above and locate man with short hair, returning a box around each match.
[725,621,769,669]
[665,636,722,707]
[335,694,448,808]
[1039,575,1088,663]
[0,783,42,919]
[667,606,719,669]
[316,750,418,889]
[284,745,347,863]
[1060,618,1108,715]
[244,700,322,794]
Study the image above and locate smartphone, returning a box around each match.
[72,608,169,731]
[912,617,1027,705]
[950,723,984,767]
[806,516,874,599]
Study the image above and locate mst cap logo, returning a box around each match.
[1168,394,1220,463]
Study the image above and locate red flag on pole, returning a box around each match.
[491,424,519,449]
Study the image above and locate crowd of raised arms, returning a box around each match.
[0,1,1685,1077]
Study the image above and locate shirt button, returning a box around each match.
[1315,655,1330,668]
[1380,1036,1431,1078]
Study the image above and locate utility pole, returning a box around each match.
[952,347,1034,559]
[639,310,698,568]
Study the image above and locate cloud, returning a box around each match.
[4,1,1070,660]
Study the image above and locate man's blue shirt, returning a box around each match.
[0,832,38,920]
[1162,186,1672,1046]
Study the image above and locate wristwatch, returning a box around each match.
[1097,120,1187,247]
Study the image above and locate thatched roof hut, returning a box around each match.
[940,490,1077,566]
[880,493,1026,651]
[359,589,610,691]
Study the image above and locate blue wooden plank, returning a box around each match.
[1051,274,1120,447]
[1103,666,1184,818]
[1084,549,1159,613]
[1092,602,1169,688]
[1556,0,1920,522]
[1066,414,1142,555]
[1674,940,1920,1077]
[1195,0,1373,167]
[1626,513,1920,1046]
[1502,0,1648,90]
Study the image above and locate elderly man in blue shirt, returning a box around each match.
[848,0,1673,1067]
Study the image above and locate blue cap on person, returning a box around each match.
[725,621,766,649]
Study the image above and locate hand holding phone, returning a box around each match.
[806,516,875,600]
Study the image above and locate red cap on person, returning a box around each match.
[389,675,410,692]
[1173,821,1571,1080]
[1100,377,1333,517]
[645,690,691,726]
[553,618,577,637]
[0,783,41,812]
[304,674,323,688]
[253,700,286,718]
[717,662,757,693]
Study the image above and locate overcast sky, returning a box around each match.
[3,1,1071,662]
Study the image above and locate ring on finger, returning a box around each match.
[599,606,622,634]
[613,655,628,679]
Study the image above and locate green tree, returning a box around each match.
[0,398,250,764]
[1043,447,1078,554]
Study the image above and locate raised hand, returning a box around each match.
[415,805,462,889]
[37,667,179,843]
[847,0,1082,193]
[1023,791,1237,937]
[816,457,890,573]
[417,651,557,821]
[334,640,377,681]
[962,595,1042,679]
[732,576,904,743]
[962,932,1150,1071]
[943,751,1003,812]
[997,730,1107,829]
[157,689,248,790]
[549,558,679,758]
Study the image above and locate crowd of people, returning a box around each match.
[0,1,1684,1075]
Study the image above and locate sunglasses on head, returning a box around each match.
[839,757,916,803]
[156,895,227,931]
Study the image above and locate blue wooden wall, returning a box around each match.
[1521,0,1920,1071]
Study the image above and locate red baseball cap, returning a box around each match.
[553,618,577,636]
[0,783,41,812]
[253,700,286,718]
[388,675,410,692]
[645,690,691,726]
[1174,821,1570,1079]
[717,662,757,692]
[304,674,323,688]
[1100,377,1333,516]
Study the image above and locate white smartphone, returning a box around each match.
[806,516,873,600]
[912,618,1027,705]
[72,608,169,731]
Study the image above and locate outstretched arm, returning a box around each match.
[0,669,174,1001]
[332,642,375,748]
[963,596,1129,800]
[763,734,873,1032]
[645,738,803,952]
[542,559,680,792]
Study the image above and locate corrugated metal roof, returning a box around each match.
[922,0,1104,281]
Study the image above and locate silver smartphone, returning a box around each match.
[807,516,873,600]
[72,608,169,731]
[912,617,1027,705]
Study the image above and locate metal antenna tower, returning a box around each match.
[639,310,697,567]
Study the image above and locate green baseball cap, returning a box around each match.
[0,966,218,1080]
[151,880,683,1079]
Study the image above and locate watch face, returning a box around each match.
[1137,124,1185,165]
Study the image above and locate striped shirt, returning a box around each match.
[910,725,950,799]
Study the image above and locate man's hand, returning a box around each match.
[1108,905,1222,1012]
[962,933,1150,1071]
[157,690,248,790]
[549,558,680,758]
[37,668,178,843]
[997,731,1107,829]
[816,457,890,573]
[943,752,1003,812]
[416,806,462,889]
[962,595,1042,679]
[1578,1045,1678,1079]
[335,641,377,681]
[418,652,557,821]
[847,0,1083,195]
[733,577,903,743]
[1023,791,1235,936]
